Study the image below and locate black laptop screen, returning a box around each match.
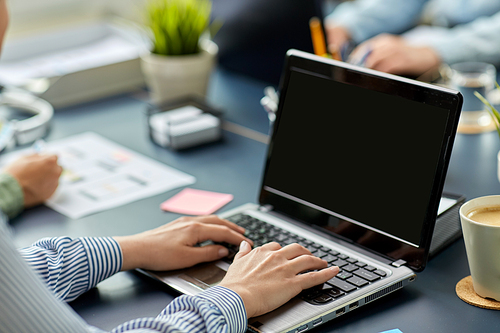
[260,53,461,270]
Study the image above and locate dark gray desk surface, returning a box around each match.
[8,68,500,332]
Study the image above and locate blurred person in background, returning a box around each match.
[325,0,500,76]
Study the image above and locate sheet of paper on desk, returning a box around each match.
[0,132,196,219]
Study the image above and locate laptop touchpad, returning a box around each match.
[179,263,227,290]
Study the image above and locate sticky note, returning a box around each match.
[160,188,233,215]
[379,329,403,333]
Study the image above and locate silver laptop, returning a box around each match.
[143,50,463,333]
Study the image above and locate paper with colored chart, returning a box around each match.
[0,132,195,218]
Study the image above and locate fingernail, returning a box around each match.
[331,266,340,273]
[239,240,250,251]
[219,247,229,257]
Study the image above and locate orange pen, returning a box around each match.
[309,17,327,57]
[309,17,341,60]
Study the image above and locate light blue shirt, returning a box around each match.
[326,0,500,66]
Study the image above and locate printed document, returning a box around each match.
[1,132,196,218]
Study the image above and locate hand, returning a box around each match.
[4,154,62,208]
[324,23,351,57]
[349,34,441,76]
[114,215,253,271]
[219,241,340,318]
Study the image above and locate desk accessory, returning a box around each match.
[147,96,223,150]
[459,195,500,302]
[449,62,497,134]
[0,21,149,108]
[160,188,233,215]
[0,86,53,150]
[429,193,466,258]
[456,276,500,310]
[140,0,218,104]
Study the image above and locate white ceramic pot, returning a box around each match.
[140,39,218,104]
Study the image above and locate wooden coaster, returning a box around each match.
[457,121,497,134]
[456,276,500,310]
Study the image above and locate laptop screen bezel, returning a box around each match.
[258,49,462,272]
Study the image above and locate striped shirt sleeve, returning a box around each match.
[18,236,122,302]
[0,214,91,333]
[111,286,247,333]
[14,231,248,332]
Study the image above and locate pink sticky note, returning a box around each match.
[160,188,234,215]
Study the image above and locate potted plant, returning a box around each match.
[475,83,500,181]
[140,0,219,104]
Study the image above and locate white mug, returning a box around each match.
[460,195,500,301]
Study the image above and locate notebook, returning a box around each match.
[142,50,463,333]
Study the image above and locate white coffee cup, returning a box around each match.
[460,195,500,301]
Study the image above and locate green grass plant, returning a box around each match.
[145,0,213,56]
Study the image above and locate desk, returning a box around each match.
[9,68,500,333]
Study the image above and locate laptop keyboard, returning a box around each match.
[225,213,388,305]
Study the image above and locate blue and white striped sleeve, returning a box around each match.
[18,236,122,302]
[111,286,248,333]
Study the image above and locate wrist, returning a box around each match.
[218,283,254,318]
[114,235,144,271]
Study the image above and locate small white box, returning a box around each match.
[149,105,222,150]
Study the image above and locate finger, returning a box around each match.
[278,243,312,259]
[288,255,328,273]
[233,240,252,261]
[347,43,372,64]
[45,154,58,161]
[260,241,282,251]
[197,223,253,246]
[195,215,246,234]
[297,266,340,290]
[188,244,230,263]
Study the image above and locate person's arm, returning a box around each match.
[0,172,24,219]
[111,286,247,333]
[19,236,123,302]
[0,215,91,332]
[325,0,428,45]
[0,153,62,219]
[403,11,500,67]
[19,215,252,303]
[3,218,246,332]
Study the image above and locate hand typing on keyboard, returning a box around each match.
[219,241,340,318]
[115,215,253,271]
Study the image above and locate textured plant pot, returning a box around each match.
[140,39,218,104]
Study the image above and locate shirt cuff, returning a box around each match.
[0,173,24,219]
[79,237,123,289]
[197,286,248,333]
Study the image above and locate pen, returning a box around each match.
[32,138,47,154]
[350,48,372,67]
[309,17,327,57]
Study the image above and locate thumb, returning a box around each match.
[191,245,229,263]
[234,240,252,261]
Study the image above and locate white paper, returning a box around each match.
[438,196,457,215]
[0,132,196,218]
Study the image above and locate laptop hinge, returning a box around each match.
[391,259,407,268]
[259,204,274,213]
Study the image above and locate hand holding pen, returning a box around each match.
[346,34,440,75]
[4,150,62,207]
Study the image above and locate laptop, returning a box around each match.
[143,49,463,333]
